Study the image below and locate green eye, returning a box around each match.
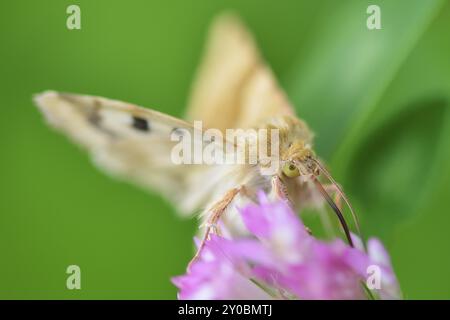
[282,162,300,178]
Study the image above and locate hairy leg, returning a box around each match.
[188,187,242,269]
[271,175,293,206]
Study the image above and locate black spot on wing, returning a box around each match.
[87,111,117,138]
[132,116,150,132]
[88,110,101,126]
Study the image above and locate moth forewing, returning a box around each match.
[34,91,211,215]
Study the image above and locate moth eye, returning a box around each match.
[282,162,300,178]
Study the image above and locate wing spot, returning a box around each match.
[132,116,150,132]
[88,110,101,125]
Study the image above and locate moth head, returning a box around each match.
[281,140,319,179]
[263,115,316,178]
[280,139,362,248]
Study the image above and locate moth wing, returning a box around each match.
[34,91,211,215]
[186,13,295,131]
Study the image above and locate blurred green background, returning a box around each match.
[0,0,449,299]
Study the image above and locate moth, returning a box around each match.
[34,14,360,264]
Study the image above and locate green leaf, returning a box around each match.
[338,1,450,237]
[284,0,448,235]
[285,0,445,159]
[347,99,448,237]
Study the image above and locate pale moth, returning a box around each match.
[34,14,360,265]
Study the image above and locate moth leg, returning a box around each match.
[271,176,315,235]
[270,175,293,207]
[188,187,242,270]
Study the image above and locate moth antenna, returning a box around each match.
[312,158,362,239]
[311,177,354,247]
